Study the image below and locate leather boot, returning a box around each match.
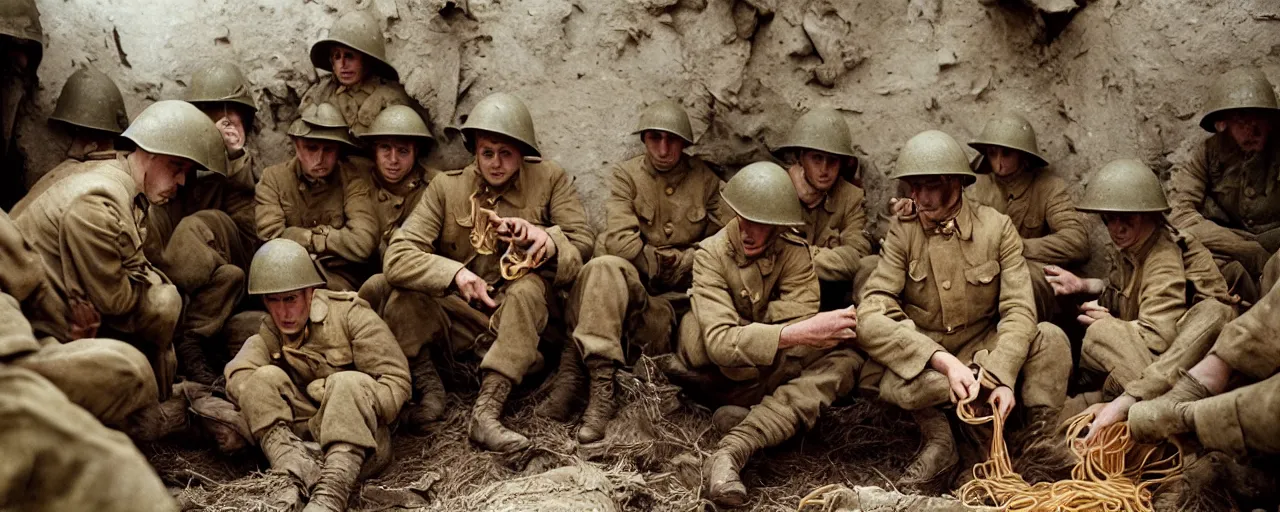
[469,372,531,452]
[705,426,763,507]
[1128,398,1196,443]
[401,350,447,433]
[122,393,191,442]
[535,342,587,421]
[898,407,959,493]
[261,423,322,490]
[176,333,220,385]
[303,442,364,512]
[711,405,749,435]
[577,356,616,444]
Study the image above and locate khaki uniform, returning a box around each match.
[966,171,1090,319]
[298,76,413,136]
[225,290,410,457]
[256,156,379,291]
[797,178,872,283]
[381,160,593,383]
[1169,135,1280,297]
[11,155,181,398]
[11,151,119,216]
[0,365,176,512]
[1081,229,1236,400]
[856,199,1071,411]
[674,219,862,446]
[369,164,434,263]
[569,154,723,364]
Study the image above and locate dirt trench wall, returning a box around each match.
[20,0,1280,233]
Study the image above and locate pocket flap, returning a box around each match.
[964,260,1001,285]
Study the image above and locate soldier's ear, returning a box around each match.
[1214,119,1228,133]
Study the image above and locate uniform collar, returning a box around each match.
[994,170,1035,200]
[920,197,974,240]
[812,180,842,214]
[293,157,340,187]
[335,76,379,96]
[375,164,427,198]
[470,161,526,209]
[117,153,151,216]
[645,154,690,178]
[726,218,781,270]
[1121,226,1164,267]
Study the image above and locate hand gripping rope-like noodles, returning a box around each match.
[468,190,546,281]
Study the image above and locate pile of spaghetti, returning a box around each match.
[955,400,1183,511]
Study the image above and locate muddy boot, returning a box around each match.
[712,405,749,435]
[261,423,322,490]
[122,393,191,442]
[402,351,447,433]
[1146,370,1212,407]
[535,343,587,421]
[577,356,616,444]
[704,426,764,507]
[175,333,220,385]
[898,407,959,494]
[1128,398,1195,443]
[184,382,253,453]
[303,442,365,512]
[469,372,531,453]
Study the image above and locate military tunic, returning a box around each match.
[370,164,433,263]
[569,154,723,364]
[298,75,414,136]
[226,290,410,457]
[256,156,379,291]
[381,160,593,383]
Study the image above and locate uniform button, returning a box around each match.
[981,276,994,284]
[946,326,955,333]
[665,186,675,195]
[942,280,951,290]
[1245,187,1257,199]
[663,222,674,236]
[739,289,749,298]
[752,293,760,302]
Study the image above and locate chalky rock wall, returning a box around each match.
[20,0,1280,239]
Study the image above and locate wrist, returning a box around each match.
[1083,278,1105,295]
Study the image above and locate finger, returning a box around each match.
[966,378,981,400]
[835,328,855,339]
[478,288,498,309]
[951,380,970,402]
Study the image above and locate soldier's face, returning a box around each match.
[133,150,193,205]
[374,138,417,184]
[264,288,315,336]
[295,138,341,180]
[475,134,522,187]
[330,46,367,86]
[642,131,686,171]
[1101,212,1158,251]
[1216,111,1274,153]
[800,150,842,192]
[738,217,780,258]
[906,176,963,224]
[984,146,1026,178]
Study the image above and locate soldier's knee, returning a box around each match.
[246,365,292,389]
[880,371,948,411]
[325,370,376,391]
[142,284,183,325]
[358,274,389,305]
[1192,298,1236,326]
[1035,322,1071,357]
[581,255,629,278]
[504,273,548,302]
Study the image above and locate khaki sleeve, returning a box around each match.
[1021,179,1089,265]
[347,301,412,424]
[855,221,947,381]
[226,150,257,191]
[542,169,594,287]
[1209,282,1280,380]
[384,178,465,294]
[1168,144,1268,267]
[600,166,646,262]
[61,197,149,316]
[255,167,289,241]
[225,334,273,405]
[319,170,378,262]
[1091,247,1187,354]
[765,243,822,324]
[976,216,1038,388]
[813,186,872,282]
[690,246,781,368]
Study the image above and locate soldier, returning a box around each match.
[256,102,378,292]
[551,99,723,443]
[12,100,227,401]
[857,131,1071,492]
[157,62,264,384]
[0,0,42,208]
[1169,67,1280,305]
[380,92,593,447]
[357,105,436,263]
[48,66,128,162]
[1040,159,1236,439]
[772,108,874,309]
[966,113,1090,320]
[226,239,410,512]
[298,10,415,136]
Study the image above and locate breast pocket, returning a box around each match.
[322,345,355,372]
[963,260,1001,317]
[634,199,656,225]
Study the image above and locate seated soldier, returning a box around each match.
[658,161,861,506]
[299,10,417,135]
[357,105,437,265]
[226,239,410,512]
[379,92,593,446]
[551,99,723,443]
[857,130,1071,492]
[1168,67,1280,305]
[1043,159,1236,436]
[48,66,127,162]
[256,103,378,292]
[772,108,875,309]
[966,113,1090,320]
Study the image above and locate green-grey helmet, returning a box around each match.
[0,0,41,65]
[968,112,1047,170]
[1076,159,1169,213]
[361,105,433,145]
[288,103,356,147]
[461,92,540,157]
[309,10,398,82]
[187,62,257,115]
[49,66,127,135]
[247,239,326,295]
[773,107,855,159]
[631,99,694,144]
[721,161,805,227]
[122,100,227,176]
[1199,68,1280,132]
[890,130,976,184]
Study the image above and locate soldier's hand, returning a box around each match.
[931,351,979,403]
[1084,394,1137,444]
[1077,300,1111,326]
[888,197,916,219]
[453,268,497,309]
[215,112,246,152]
[1044,265,1084,296]
[68,298,101,340]
[780,306,856,350]
[988,386,1016,420]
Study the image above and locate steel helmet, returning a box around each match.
[247,239,326,295]
[889,130,976,184]
[49,66,128,135]
[1198,67,1279,133]
[360,105,434,145]
[288,103,357,147]
[773,107,855,159]
[309,10,398,82]
[721,161,805,227]
[968,112,1048,170]
[461,92,540,157]
[1076,159,1169,213]
[187,62,257,115]
[122,100,227,176]
[631,99,694,144]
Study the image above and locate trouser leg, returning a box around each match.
[1079,319,1156,398]
[567,255,650,364]
[1125,299,1234,400]
[309,371,383,454]
[1018,322,1072,408]
[1190,372,1280,457]
[481,274,550,384]
[13,339,158,426]
[236,365,318,440]
[736,348,863,446]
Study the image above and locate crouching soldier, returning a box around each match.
[1042,159,1236,437]
[857,131,1072,492]
[552,99,723,443]
[379,92,593,448]
[226,238,410,512]
[662,161,863,506]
